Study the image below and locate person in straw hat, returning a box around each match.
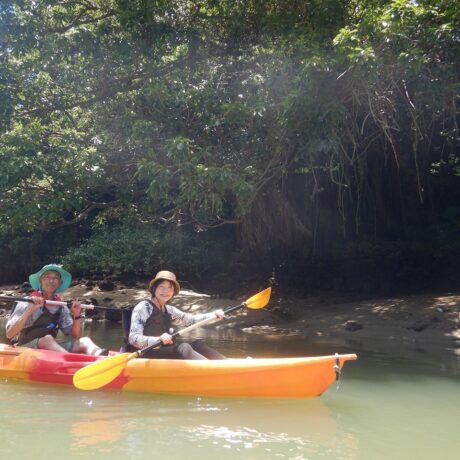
[128,270,226,359]
[6,264,108,355]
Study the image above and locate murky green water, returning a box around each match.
[0,319,458,460]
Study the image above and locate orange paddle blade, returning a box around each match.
[245,287,271,309]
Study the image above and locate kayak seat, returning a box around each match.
[120,306,136,353]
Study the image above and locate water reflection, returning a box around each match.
[61,393,351,459]
[0,317,459,460]
[71,409,123,452]
[173,397,356,459]
[185,398,337,443]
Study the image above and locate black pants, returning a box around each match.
[142,340,226,360]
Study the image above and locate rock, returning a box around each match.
[99,280,115,291]
[87,313,104,321]
[105,309,122,323]
[83,298,101,318]
[344,320,363,331]
[121,279,137,288]
[407,320,430,332]
[84,309,97,318]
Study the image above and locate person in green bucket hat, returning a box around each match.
[6,264,108,355]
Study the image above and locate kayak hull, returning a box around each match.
[0,344,357,398]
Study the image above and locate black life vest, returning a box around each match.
[16,291,62,345]
[120,300,173,352]
[143,300,172,337]
[17,307,62,345]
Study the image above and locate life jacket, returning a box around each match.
[143,300,172,337]
[120,300,172,352]
[16,291,62,345]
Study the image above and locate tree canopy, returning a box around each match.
[0,1,459,291]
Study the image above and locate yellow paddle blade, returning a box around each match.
[73,352,137,390]
[245,287,272,309]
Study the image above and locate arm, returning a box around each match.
[5,299,43,340]
[70,301,82,339]
[169,305,224,328]
[58,301,81,338]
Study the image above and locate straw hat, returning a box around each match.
[148,270,180,295]
[29,264,72,294]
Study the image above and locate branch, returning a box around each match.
[39,200,121,230]
[44,6,115,35]
[20,60,181,118]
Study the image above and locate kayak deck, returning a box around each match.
[0,344,357,398]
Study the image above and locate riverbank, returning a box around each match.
[1,280,459,356]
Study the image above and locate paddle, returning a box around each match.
[73,287,272,391]
[0,295,115,311]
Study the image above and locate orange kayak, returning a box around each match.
[0,344,357,398]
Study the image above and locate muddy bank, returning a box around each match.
[1,280,459,356]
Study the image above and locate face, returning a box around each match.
[39,270,62,293]
[154,280,175,303]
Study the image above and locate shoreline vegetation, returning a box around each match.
[1,279,458,358]
[1,1,459,303]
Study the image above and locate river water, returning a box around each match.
[0,318,458,460]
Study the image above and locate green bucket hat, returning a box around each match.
[29,264,72,293]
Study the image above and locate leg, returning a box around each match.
[142,342,207,360]
[175,342,208,360]
[71,336,108,355]
[37,335,69,353]
[191,340,226,360]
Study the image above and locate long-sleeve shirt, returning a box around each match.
[128,300,217,349]
[6,301,74,341]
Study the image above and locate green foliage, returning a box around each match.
[0,227,81,282]
[61,221,234,278]
[0,0,459,291]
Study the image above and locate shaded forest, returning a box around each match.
[0,0,459,294]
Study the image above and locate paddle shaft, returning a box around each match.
[0,295,114,311]
[137,301,245,357]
